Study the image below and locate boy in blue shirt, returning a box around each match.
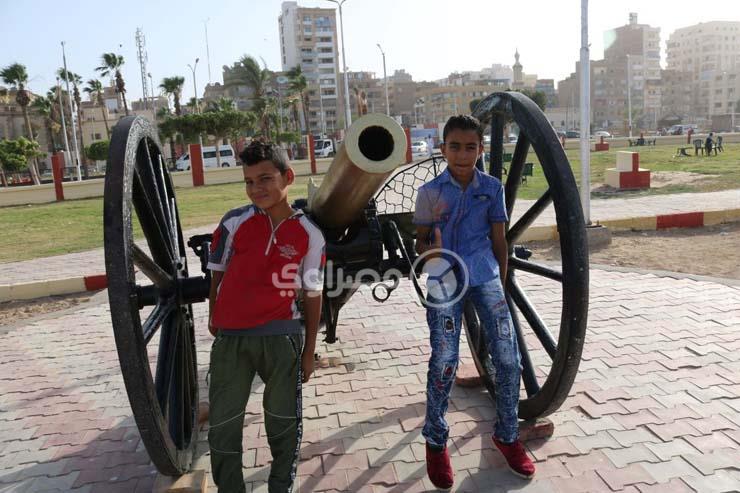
[413,115,535,489]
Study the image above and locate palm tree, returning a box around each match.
[239,55,272,136]
[186,97,200,113]
[58,69,88,175]
[84,79,110,138]
[159,76,185,116]
[287,65,310,134]
[206,97,235,112]
[96,53,128,115]
[31,95,58,153]
[1,63,41,184]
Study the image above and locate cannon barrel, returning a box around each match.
[309,113,407,229]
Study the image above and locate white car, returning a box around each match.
[411,141,428,155]
[594,131,612,138]
[175,145,236,171]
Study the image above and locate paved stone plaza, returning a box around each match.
[1,266,739,492]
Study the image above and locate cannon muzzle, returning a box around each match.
[309,114,407,229]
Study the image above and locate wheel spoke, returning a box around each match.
[509,256,563,283]
[133,163,176,267]
[507,189,552,244]
[508,278,558,359]
[507,292,540,397]
[488,114,506,179]
[505,135,530,218]
[143,299,176,344]
[132,244,174,289]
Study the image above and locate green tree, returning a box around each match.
[31,95,57,153]
[96,53,128,115]
[0,137,44,186]
[1,63,41,184]
[160,76,185,116]
[517,89,547,111]
[86,140,109,161]
[202,110,257,167]
[84,79,111,138]
[158,116,178,167]
[239,55,272,136]
[287,65,310,134]
[469,98,482,113]
[206,97,235,113]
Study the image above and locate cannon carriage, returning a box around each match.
[103,91,588,475]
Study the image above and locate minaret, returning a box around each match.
[512,49,524,89]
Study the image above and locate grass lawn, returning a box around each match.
[1,143,738,263]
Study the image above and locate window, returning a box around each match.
[204,151,217,159]
[220,149,233,157]
[304,37,312,42]
[319,58,333,64]
[95,133,102,140]
[319,47,333,53]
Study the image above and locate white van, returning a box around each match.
[314,139,336,158]
[175,145,236,171]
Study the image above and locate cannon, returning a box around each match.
[103,91,588,475]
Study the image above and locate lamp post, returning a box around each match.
[376,43,389,116]
[61,41,82,181]
[187,58,200,113]
[147,72,156,118]
[326,0,352,129]
[579,0,591,224]
[204,18,212,84]
[627,54,633,138]
[56,77,71,156]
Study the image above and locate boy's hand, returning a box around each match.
[426,227,443,259]
[301,350,315,383]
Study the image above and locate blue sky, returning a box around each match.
[2,0,738,103]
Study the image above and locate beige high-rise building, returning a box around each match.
[279,1,342,136]
[666,21,740,119]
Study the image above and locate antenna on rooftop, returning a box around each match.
[135,28,149,109]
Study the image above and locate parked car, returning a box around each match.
[565,130,580,138]
[175,145,236,171]
[411,141,428,155]
[594,130,611,138]
[314,138,336,158]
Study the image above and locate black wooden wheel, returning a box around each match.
[104,116,198,475]
[465,91,589,419]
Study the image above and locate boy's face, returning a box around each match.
[243,160,294,210]
[440,129,483,179]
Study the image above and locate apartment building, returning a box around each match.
[279,1,342,135]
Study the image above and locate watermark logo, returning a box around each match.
[270,247,470,308]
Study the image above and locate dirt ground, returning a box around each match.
[1,223,738,327]
[526,222,740,280]
[0,292,96,327]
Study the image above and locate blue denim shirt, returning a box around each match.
[413,167,508,287]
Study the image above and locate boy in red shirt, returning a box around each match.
[207,141,325,493]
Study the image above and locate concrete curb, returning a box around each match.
[1,208,739,303]
[0,274,108,303]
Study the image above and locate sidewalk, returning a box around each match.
[1,189,738,301]
[0,268,739,491]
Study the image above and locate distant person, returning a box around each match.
[705,132,714,156]
[687,127,694,144]
[426,135,434,156]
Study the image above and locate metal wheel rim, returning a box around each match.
[104,116,198,474]
[463,91,589,419]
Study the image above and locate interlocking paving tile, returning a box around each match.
[1,268,739,491]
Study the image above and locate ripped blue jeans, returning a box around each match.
[422,278,522,446]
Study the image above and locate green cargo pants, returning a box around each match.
[208,332,303,493]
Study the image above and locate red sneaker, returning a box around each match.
[493,438,536,479]
[425,443,454,490]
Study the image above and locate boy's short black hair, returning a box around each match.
[239,140,289,173]
[443,115,484,143]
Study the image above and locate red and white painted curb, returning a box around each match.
[1,208,739,303]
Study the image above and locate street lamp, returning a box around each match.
[326,0,352,129]
[376,43,389,116]
[187,58,200,113]
[626,54,633,138]
[147,72,155,117]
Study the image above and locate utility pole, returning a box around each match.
[377,43,389,116]
[188,58,200,113]
[56,77,71,155]
[204,18,212,84]
[326,0,352,129]
[135,28,149,109]
[627,54,633,138]
[579,0,591,224]
[61,41,82,181]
